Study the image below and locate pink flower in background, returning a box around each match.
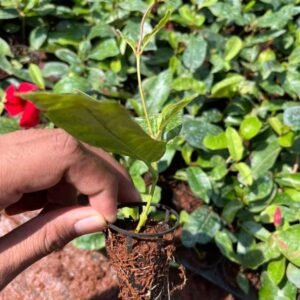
[4,82,40,129]
[273,207,282,226]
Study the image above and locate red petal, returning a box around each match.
[19,101,40,129]
[4,84,25,116]
[18,82,38,93]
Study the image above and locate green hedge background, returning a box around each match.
[2,0,300,299]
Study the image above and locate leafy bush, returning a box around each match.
[2,0,300,298]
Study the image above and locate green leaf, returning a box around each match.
[240,116,262,140]
[88,38,120,61]
[287,263,300,288]
[146,69,173,114]
[182,116,222,149]
[256,5,294,30]
[181,206,221,247]
[267,257,286,285]
[283,106,300,131]
[171,77,207,94]
[117,30,137,52]
[55,48,81,65]
[53,76,90,93]
[29,64,45,90]
[234,162,253,186]
[241,221,271,242]
[222,199,243,224]
[0,8,19,19]
[224,36,243,61]
[20,92,166,164]
[29,26,48,50]
[42,62,69,78]
[0,37,12,57]
[211,74,245,98]
[142,11,171,50]
[251,134,281,179]
[215,230,239,263]
[226,127,244,161]
[275,225,300,267]
[0,117,19,134]
[236,272,250,294]
[259,272,297,300]
[276,173,300,190]
[182,35,207,72]
[186,166,212,203]
[159,95,196,135]
[73,233,105,250]
[203,132,227,150]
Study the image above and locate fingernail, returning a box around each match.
[74,215,106,235]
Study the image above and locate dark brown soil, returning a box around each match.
[106,221,180,300]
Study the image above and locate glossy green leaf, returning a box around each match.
[234,162,253,186]
[224,36,243,61]
[117,30,137,52]
[275,225,300,267]
[203,132,227,150]
[0,8,19,19]
[211,75,245,98]
[182,206,221,247]
[276,173,300,190]
[251,134,281,179]
[186,166,212,203]
[215,230,239,263]
[146,69,173,114]
[241,221,271,242]
[259,272,297,300]
[55,48,81,65]
[236,272,250,295]
[182,35,207,72]
[29,26,48,50]
[88,38,120,61]
[267,256,286,285]
[222,199,243,224]
[182,116,222,149]
[240,116,262,140]
[0,37,12,57]
[278,132,294,148]
[287,263,300,288]
[284,106,300,131]
[171,77,207,94]
[226,127,244,161]
[29,64,45,90]
[142,11,171,50]
[20,92,166,164]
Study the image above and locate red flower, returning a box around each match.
[4,82,40,129]
[273,207,282,226]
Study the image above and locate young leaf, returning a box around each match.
[224,36,243,61]
[203,132,227,150]
[234,162,253,186]
[142,11,171,50]
[226,127,244,161]
[117,30,137,52]
[158,95,196,135]
[240,116,262,140]
[29,64,45,90]
[267,257,286,285]
[19,92,166,164]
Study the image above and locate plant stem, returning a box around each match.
[135,164,158,232]
[136,54,154,137]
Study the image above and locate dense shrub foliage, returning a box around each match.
[2,0,300,298]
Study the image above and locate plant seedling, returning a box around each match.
[20,0,193,232]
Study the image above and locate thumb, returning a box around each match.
[0,206,106,290]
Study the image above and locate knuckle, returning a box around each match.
[53,129,81,156]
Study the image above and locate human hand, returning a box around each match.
[0,129,139,289]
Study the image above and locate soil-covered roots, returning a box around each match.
[106,223,179,300]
